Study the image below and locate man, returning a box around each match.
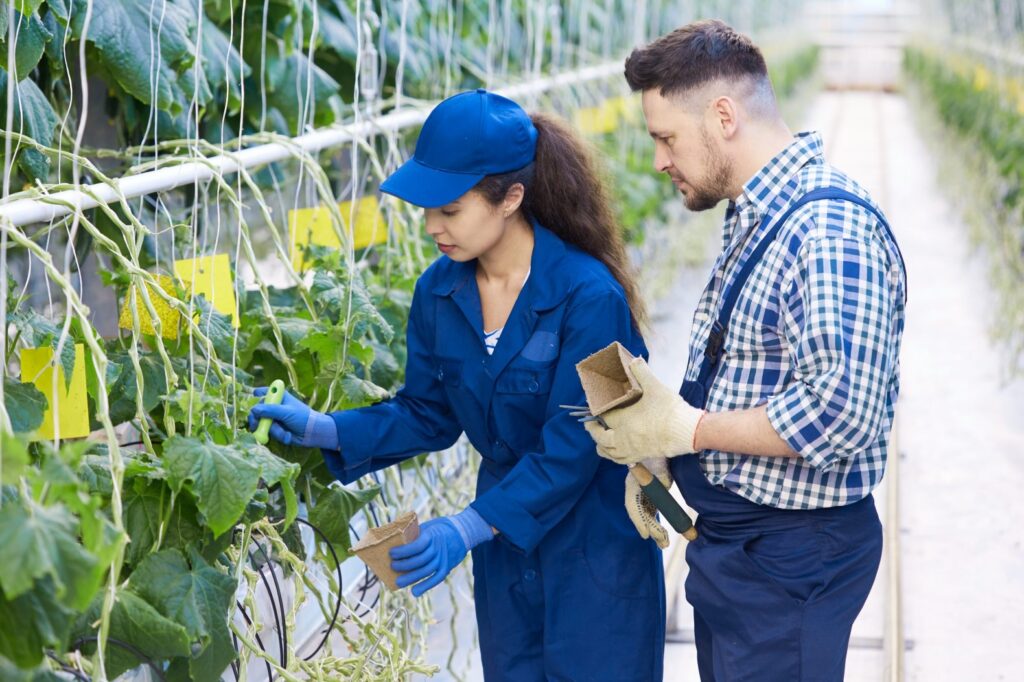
[584,19,907,682]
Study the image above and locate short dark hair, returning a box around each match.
[624,19,770,97]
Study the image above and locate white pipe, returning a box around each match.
[0,62,624,229]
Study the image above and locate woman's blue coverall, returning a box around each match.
[323,224,666,681]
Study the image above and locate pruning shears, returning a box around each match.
[561,404,698,542]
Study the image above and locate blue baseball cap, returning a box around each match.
[380,89,538,208]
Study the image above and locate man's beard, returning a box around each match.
[681,130,732,212]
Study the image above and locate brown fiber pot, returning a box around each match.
[352,511,420,591]
[575,340,643,416]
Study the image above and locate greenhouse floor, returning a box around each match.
[421,90,1024,681]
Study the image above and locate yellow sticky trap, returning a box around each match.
[575,102,619,136]
[288,195,388,272]
[613,95,641,124]
[973,65,991,92]
[174,254,239,328]
[118,274,180,339]
[20,344,90,440]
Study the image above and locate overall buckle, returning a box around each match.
[704,321,726,364]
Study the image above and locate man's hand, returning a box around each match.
[624,457,672,549]
[584,357,704,465]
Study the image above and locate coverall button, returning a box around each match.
[528,378,540,393]
[523,569,537,582]
[437,367,444,380]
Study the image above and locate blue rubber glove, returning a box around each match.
[247,387,339,450]
[390,507,494,597]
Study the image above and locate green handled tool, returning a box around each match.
[561,402,699,542]
[629,463,698,541]
[254,379,286,445]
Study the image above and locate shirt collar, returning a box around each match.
[430,220,570,312]
[736,131,824,221]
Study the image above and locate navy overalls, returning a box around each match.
[676,188,902,681]
[325,224,666,681]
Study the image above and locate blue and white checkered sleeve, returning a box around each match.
[766,236,896,472]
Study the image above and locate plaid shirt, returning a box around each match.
[685,131,907,509]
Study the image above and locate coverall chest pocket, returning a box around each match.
[494,366,554,396]
[436,358,463,388]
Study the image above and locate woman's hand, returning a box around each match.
[390,508,495,597]
[247,388,338,450]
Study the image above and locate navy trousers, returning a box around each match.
[673,455,883,682]
[471,465,666,681]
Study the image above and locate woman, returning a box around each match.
[249,89,665,680]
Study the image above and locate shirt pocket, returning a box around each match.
[494,366,555,395]
[520,330,560,363]
[436,358,463,388]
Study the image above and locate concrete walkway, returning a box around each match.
[420,90,1024,680]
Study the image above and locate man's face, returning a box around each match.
[641,89,732,212]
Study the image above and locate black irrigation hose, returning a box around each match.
[367,501,382,527]
[235,600,275,681]
[358,569,382,614]
[117,440,146,448]
[46,651,90,682]
[287,516,345,661]
[68,636,167,682]
[226,514,368,669]
[371,471,392,510]
[230,642,240,682]
[249,537,288,669]
[347,525,382,618]
[60,666,91,681]
[348,525,372,619]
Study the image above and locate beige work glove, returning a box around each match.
[584,357,704,465]
[625,457,672,549]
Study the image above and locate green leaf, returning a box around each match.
[0,656,65,682]
[0,432,29,484]
[53,0,199,114]
[163,436,261,538]
[2,378,47,433]
[245,39,342,133]
[194,296,235,359]
[276,316,317,351]
[0,10,52,80]
[25,442,122,585]
[0,578,75,670]
[72,590,192,679]
[123,478,204,565]
[129,549,236,682]
[40,7,70,72]
[0,497,100,610]
[308,484,379,558]
[0,66,59,180]
[242,434,299,526]
[174,0,249,109]
[7,308,78,391]
[337,373,390,409]
[13,2,46,15]
[315,4,357,61]
[103,351,168,427]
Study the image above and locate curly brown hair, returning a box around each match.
[473,113,648,331]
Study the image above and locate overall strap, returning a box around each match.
[692,186,906,404]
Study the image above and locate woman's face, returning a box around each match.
[423,190,509,262]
